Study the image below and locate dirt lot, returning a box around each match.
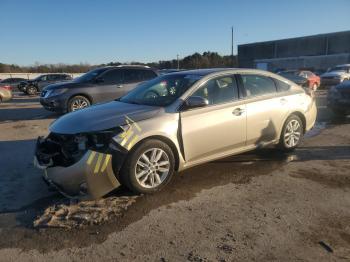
[0,92,349,261]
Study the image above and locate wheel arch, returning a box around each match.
[67,93,93,106]
[286,111,306,134]
[129,135,180,171]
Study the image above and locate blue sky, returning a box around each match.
[0,0,349,65]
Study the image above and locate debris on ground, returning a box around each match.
[33,196,138,229]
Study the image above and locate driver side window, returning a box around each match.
[192,75,238,105]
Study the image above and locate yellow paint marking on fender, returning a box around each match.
[94,153,104,174]
[87,151,97,165]
[100,154,111,173]
[127,134,139,150]
[120,130,134,146]
[125,115,141,131]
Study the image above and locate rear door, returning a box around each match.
[238,74,290,147]
[180,74,246,164]
[94,69,124,102]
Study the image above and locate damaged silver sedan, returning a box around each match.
[35,68,317,199]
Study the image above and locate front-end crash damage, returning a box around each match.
[35,128,128,199]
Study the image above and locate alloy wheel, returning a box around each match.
[135,148,170,189]
[71,98,89,111]
[284,119,302,148]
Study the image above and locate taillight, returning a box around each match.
[2,85,12,91]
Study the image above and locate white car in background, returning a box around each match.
[321,64,350,87]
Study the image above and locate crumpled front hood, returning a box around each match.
[321,71,344,78]
[50,101,161,134]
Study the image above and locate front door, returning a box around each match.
[95,69,124,102]
[180,75,246,164]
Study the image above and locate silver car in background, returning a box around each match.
[0,86,13,102]
[35,68,317,198]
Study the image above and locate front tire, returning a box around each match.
[119,139,175,194]
[26,85,37,95]
[278,115,304,151]
[68,95,90,112]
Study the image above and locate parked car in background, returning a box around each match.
[0,86,13,102]
[277,71,309,88]
[35,68,316,198]
[327,80,350,116]
[0,77,28,91]
[23,73,73,95]
[158,69,183,75]
[321,64,350,87]
[40,65,158,113]
[278,70,320,90]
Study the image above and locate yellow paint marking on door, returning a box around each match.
[87,151,97,165]
[100,154,111,173]
[94,153,104,174]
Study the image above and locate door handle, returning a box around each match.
[232,108,244,116]
[116,84,123,88]
[280,98,287,105]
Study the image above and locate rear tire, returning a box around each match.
[67,95,91,112]
[278,115,304,152]
[119,139,175,194]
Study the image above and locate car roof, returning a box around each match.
[99,65,153,70]
[335,64,350,67]
[170,68,233,76]
[169,68,278,77]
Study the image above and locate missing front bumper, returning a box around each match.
[35,150,121,199]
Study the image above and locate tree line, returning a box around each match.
[0,51,237,73]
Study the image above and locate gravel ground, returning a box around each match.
[0,92,349,261]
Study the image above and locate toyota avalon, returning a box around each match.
[35,68,317,199]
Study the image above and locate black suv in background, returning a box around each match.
[40,65,158,113]
[21,73,73,95]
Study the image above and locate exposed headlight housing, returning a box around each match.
[85,127,123,153]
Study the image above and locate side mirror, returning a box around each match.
[184,96,209,110]
[95,77,104,83]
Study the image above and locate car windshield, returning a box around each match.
[33,75,45,81]
[119,73,202,107]
[74,68,109,83]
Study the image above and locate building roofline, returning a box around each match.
[238,30,350,47]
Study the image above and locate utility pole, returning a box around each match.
[177,54,180,70]
[231,26,234,67]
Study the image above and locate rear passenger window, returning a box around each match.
[274,79,291,92]
[102,69,123,84]
[241,75,276,97]
[142,70,157,80]
[124,69,142,83]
